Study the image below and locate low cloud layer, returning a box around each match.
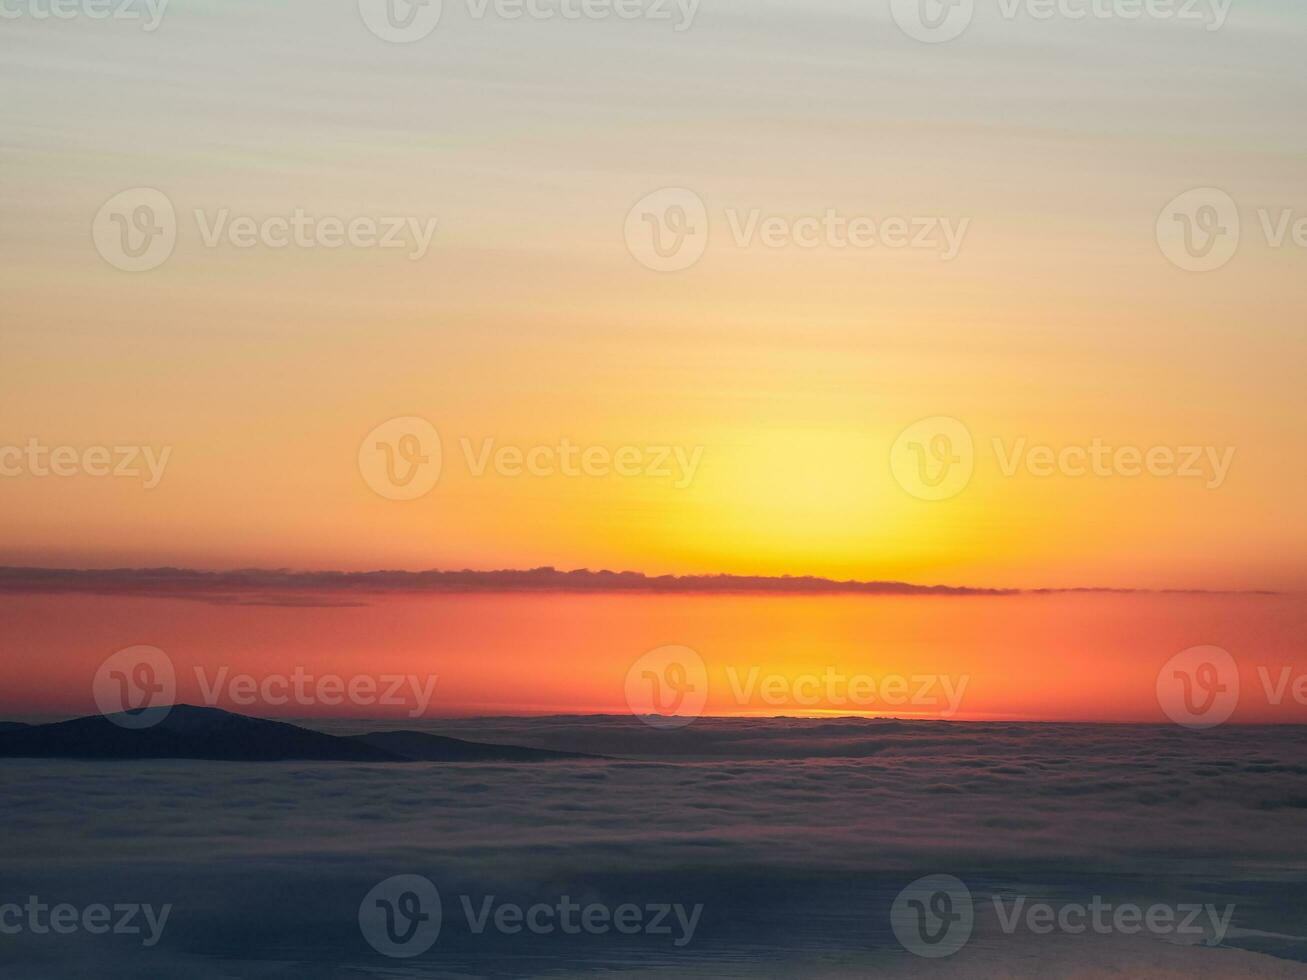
[0,566,1274,607]
[3,720,1307,975]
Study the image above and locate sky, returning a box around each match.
[4,589,1305,721]
[2,0,1306,597]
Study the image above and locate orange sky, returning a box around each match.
[1,3,1304,723]
[3,4,1305,592]
[2,591,1304,723]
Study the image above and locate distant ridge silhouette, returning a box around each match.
[0,706,600,763]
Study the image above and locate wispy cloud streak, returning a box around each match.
[0,566,1280,607]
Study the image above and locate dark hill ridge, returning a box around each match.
[0,706,601,763]
[0,705,393,762]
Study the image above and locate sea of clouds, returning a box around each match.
[2,719,1307,977]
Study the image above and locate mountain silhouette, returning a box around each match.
[0,706,598,763]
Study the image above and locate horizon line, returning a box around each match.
[7,703,1307,729]
[0,565,1285,607]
